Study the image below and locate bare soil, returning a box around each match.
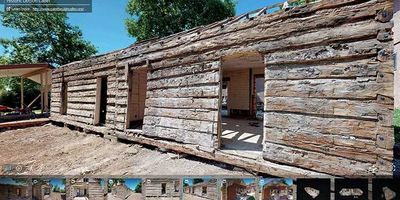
[0,124,251,176]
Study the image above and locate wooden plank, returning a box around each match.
[264,39,386,65]
[67,103,96,111]
[264,112,378,139]
[0,118,50,129]
[149,61,220,80]
[147,85,219,98]
[264,127,377,162]
[145,107,218,121]
[265,97,391,120]
[67,109,94,118]
[68,84,97,92]
[257,20,391,54]
[262,142,392,176]
[142,125,215,148]
[143,116,218,134]
[146,98,219,109]
[265,79,393,99]
[265,59,380,80]
[50,114,111,135]
[147,71,219,90]
[67,97,97,103]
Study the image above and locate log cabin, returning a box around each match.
[220,179,257,200]
[0,179,31,200]
[67,178,105,200]
[143,179,181,200]
[32,180,52,200]
[183,179,218,200]
[50,0,395,177]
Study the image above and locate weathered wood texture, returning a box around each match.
[50,0,395,177]
[51,52,120,130]
[262,0,394,176]
[142,61,220,149]
[143,179,181,198]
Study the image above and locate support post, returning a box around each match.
[20,77,24,109]
[40,72,44,114]
[44,71,49,113]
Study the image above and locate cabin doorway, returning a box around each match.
[219,52,265,159]
[126,67,147,130]
[94,76,108,126]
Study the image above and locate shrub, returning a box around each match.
[394,109,400,143]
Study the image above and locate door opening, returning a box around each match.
[60,81,68,115]
[94,76,108,126]
[126,68,147,130]
[219,52,265,159]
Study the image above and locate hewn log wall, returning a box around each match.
[395,2,400,108]
[262,0,394,175]
[142,61,220,150]
[143,179,181,198]
[51,52,120,134]
[50,0,394,176]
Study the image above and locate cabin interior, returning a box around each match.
[219,53,265,159]
[126,67,148,131]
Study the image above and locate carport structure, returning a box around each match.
[0,63,53,113]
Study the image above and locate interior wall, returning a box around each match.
[128,68,147,126]
[223,69,250,111]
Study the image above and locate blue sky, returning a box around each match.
[124,178,141,190]
[242,178,256,185]
[259,178,293,187]
[0,178,28,186]
[50,179,65,190]
[184,178,215,186]
[0,0,283,55]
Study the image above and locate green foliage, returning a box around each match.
[0,11,97,108]
[395,109,400,143]
[0,11,97,66]
[0,77,40,108]
[53,185,59,192]
[288,0,318,6]
[134,182,142,193]
[125,0,236,41]
[247,196,255,200]
[193,179,204,185]
[0,56,9,64]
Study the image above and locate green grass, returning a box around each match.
[395,109,400,143]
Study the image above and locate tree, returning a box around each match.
[0,11,97,108]
[125,0,236,41]
[134,182,142,193]
[0,11,97,66]
[193,179,204,185]
[0,77,40,109]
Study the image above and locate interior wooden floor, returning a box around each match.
[220,117,263,159]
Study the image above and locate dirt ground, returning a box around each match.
[183,194,210,200]
[0,124,251,176]
[107,193,143,200]
[44,192,65,200]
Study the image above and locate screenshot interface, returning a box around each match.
[0,0,399,199]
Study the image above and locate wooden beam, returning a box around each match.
[44,72,49,112]
[40,73,44,114]
[22,68,50,78]
[20,77,24,109]
[0,63,51,70]
[94,77,102,125]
